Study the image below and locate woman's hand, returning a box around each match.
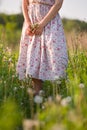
[26,22,44,36]
[26,23,35,36]
[34,22,44,35]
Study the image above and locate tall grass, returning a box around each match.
[0,31,87,129]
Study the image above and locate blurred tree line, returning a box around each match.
[0,14,87,31]
[0,14,87,50]
[0,14,23,29]
[63,18,87,32]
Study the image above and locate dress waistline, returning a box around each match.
[29,1,53,6]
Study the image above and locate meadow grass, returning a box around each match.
[0,31,87,130]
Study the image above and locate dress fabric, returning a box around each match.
[16,0,68,81]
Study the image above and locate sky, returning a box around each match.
[0,0,87,22]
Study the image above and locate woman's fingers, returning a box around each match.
[35,31,40,35]
[26,23,43,36]
[26,27,34,36]
[35,29,42,35]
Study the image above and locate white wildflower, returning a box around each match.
[12,75,15,78]
[20,86,25,89]
[56,94,62,102]
[6,47,11,53]
[21,102,23,106]
[39,90,45,96]
[42,105,45,110]
[4,81,6,84]
[79,83,85,89]
[34,95,43,104]
[66,96,72,102]
[56,80,61,85]
[13,87,17,91]
[61,96,72,107]
[65,78,70,83]
[8,58,12,62]
[48,96,53,102]
[12,75,16,78]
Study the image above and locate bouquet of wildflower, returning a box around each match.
[26,23,39,35]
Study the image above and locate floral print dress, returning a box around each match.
[16,0,68,81]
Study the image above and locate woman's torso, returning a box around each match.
[29,0,55,6]
[28,0,57,23]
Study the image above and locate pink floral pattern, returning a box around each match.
[16,0,68,81]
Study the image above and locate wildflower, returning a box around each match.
[21,102,24,106]
[20,86,25,89]
[34,95,43,104]
[66,96,72,102]
[23,119,40,130]
[65,78,70,83]
[42,105,45,110]
[61,96,72,107]
[8,58,12,62]
[79,83,85,89]
[12,75,15,78]
[4,80,6,84]
[56,94,62,103]
[31,23,39,31]
[13,87,17,91]
[39,90,45,96]
[6,47,12,54]
[56,80,61,85]
[26,23,39,35]
[48,96,53,103]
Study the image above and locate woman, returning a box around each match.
[16,0,68,95]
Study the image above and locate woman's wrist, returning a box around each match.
[25,19,31,26]
[39,20,46,28]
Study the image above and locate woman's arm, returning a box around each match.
[22,0,31,25]
[34,0,63,35]
[40,0,63,27]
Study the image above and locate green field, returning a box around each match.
[0,14,87,130]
